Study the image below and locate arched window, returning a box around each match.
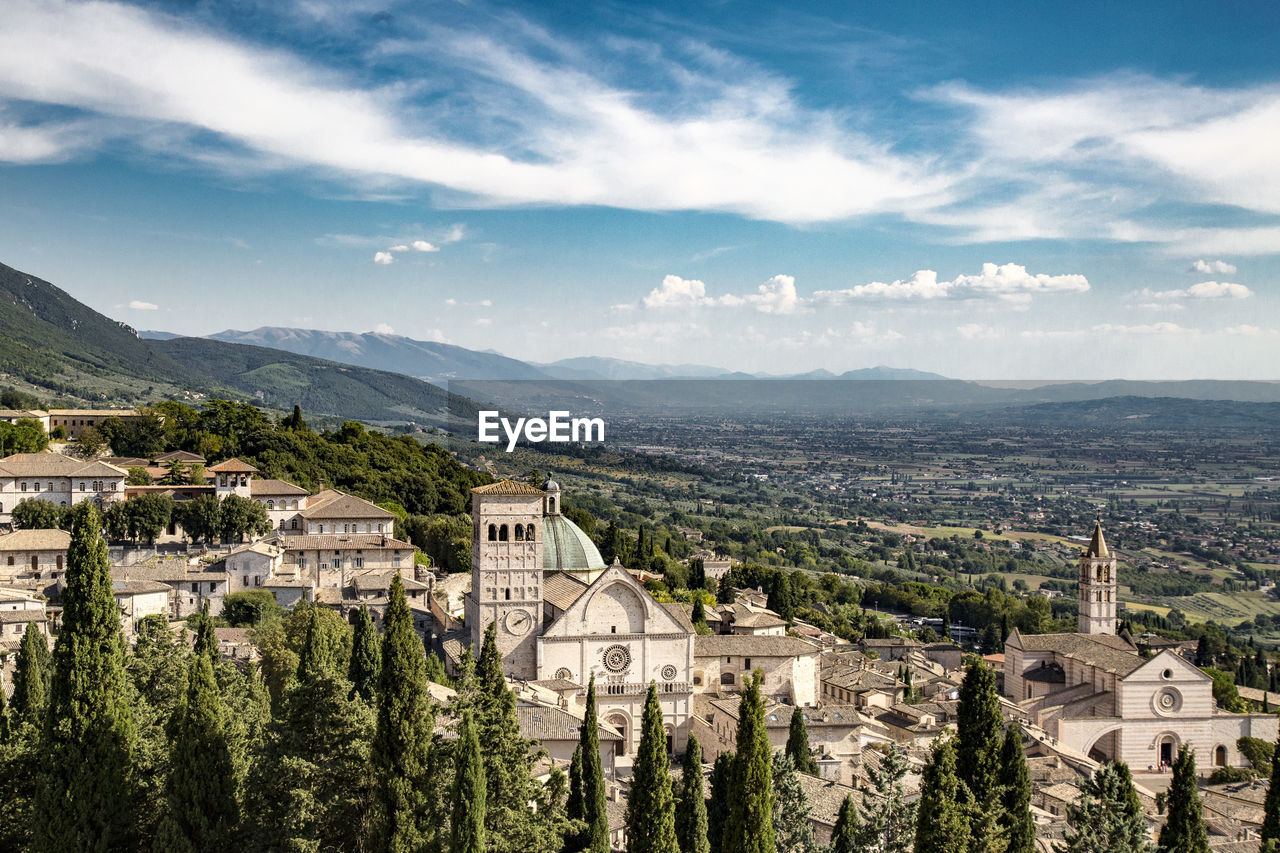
[504,588,511,600]
[526,523,535,540]
[1215,745,1227,767]
[1096,566,1102,581]
[720,672,735,686]
[499,524,509,541]
[290,519,298,530]
[488,524,497,541]
[514,523,524,541]
[267,500,274,510]
[548,497,556,513]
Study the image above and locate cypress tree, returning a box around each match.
[1064,762,1152,853]
[860,746,916,853]
[785,707,818,774]
[450,709,486,853]
[567,744,586,829]
[998,724,1035,853]
[10,620,51,727]
[768,572,794,624]
[706,751,734,853]
[957,659,1003,804]
[155,653,239,853]
[426,649,452,686]
[724,671,775,853]
[829,796,862,853]
[692,597,709,634]
[193,600,217,660]
[349,603,381,703]
[371,574,435,852]
[0,686,8,743]
[771,752,818,853]
[914,737,971,853]
[626,682,680,853]
[579,674,611,853]
[35,503,138,852]
[1157,746,1208,853]
[676,734,711,853]
[1264,739,1280,846]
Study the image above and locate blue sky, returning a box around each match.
[1,0,1278,378]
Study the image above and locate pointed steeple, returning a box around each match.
[1086,519,1109,559]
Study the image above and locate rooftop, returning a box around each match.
[471,479,545,496]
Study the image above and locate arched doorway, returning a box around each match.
[606,712,630,756]
[1215,745,1228,767]
[1157,734,1179,770]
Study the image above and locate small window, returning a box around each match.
[527,523,535,540]
[499,524,509,542]
[1162,669,1174,680]
[488,524,497,541]
[720,672,735,686]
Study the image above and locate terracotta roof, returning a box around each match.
[299,490,394,520]
[153,450,206,464]
[516,702,623,743]
[471,480,545,496]
[660,601,696,633]
[1008,630,1143,676]
[0,528,70,551]
[0,453,125,478]
[351,571,428,592]
[734,611,787,628]
[48,408,141,417]
[112,579,172,595]
[250,479,309,497]
[694,634,821,658]
[207,458,259,474]
[0,610,47,623]
[542,571,590,611]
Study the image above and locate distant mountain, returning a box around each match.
[138,330,183,341]
[536,356,732,380]
[209,327,549,385]
[152,337,454,424]
[0,261,201,394]
[975,396,1280,430]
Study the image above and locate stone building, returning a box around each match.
[463,478,696,755]
[0,452,126,525]
[1005,521,1278,770]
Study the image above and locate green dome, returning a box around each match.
[542,514,606,572]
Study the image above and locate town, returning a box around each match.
[3,401,1279,852]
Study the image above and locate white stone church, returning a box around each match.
[464,479,694,755]
[1005,522,1277,771]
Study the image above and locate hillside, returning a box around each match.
[0,261,202,398]
[151,337,456,424]
[209,326,549,384]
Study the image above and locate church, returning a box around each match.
[463,478,695,755]
[1004,521,1277,770]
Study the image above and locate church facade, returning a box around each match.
[1005,522,1277,770]
[465,479,694,754]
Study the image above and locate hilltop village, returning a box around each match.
[1,406,1279,852]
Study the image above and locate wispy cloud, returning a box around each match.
[128,299,158,310]
[1131,281,1252,301]
[1190,259,1237,275]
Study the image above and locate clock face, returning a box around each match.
[504,609,533,636]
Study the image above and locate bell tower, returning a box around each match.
[464,480,545,679]
[1078,520,1117,635]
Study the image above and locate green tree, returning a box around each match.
[1157,746,1208,853]
[828,796,861,853]
[217,493,271,543]
[913,737,971,853]
[175,494,221,545]
[957,659,1003,805]
[221,589,282,627]
[785,706,818,775]
[692,597,711,635]
[193,600,217,660]
[859,746,916,853]
[9,621,52,727]
[676,734,711,853]
[998,724,1035,853]
[127,466,153,486]
[566,744,587,847]
[627,682,680,853]
[370,575,435,851]
[771,753,818,853]
[155,653,239,852]
[247,606,375,851]
[707,751,734,853]
[450,709,487,853]
[725,671,775,853]
[578,674,611,853]
[349,603,381,704]
[426,650,452,686]
[35,503,139,852]
[1064,762,1153,853]
[767,572,794,624]
[10,498,70,530]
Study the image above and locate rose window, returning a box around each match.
[554,667,572,681]
[661,664,678,680]
[1154,687,1183,715]
[603,644,632,673]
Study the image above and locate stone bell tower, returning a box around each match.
[1078,520,1117,635]
[464,480,545,679]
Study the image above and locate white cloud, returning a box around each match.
[410,240,439,252]
[1190,259,1237,275]
[643,275,710,309]
[1132,302,1185,312]
[372,251,394,265]
[373,323,394,334]
[956,323,999,340]
[726,274,803,315]
[1132,281,1252,301]
[444,298,457,306]
[387,244,409,252]
[1223,324,1277,337]
[815,263,1088,304]
[128,299,158,310]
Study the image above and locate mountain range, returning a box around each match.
[5,261,1280,427]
